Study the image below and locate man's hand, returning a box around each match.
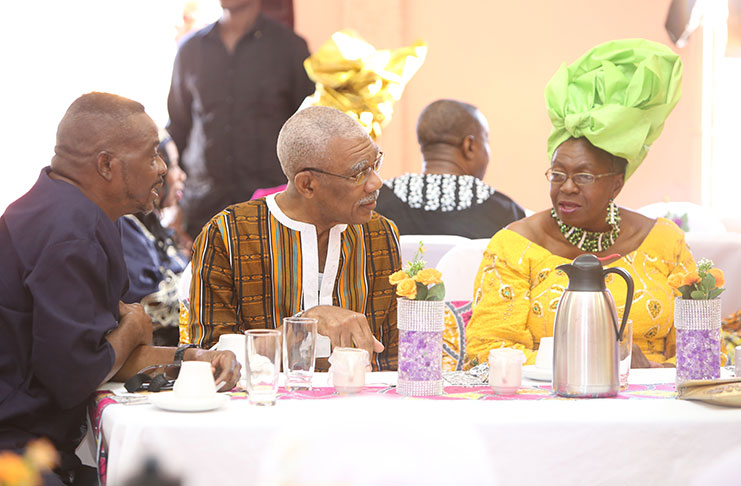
[104,302,154,382]
[303,306,384,364]
[118,302,153,346]
[190,348,242,392]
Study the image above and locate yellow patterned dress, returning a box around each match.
[465,218,696,368]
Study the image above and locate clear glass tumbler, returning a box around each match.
[245,329,281,406]
[282,317,318,390]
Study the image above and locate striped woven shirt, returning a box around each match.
[187,195,401,370]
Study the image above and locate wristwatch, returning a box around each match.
[174,343,197,365]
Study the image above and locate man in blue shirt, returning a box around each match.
[0,92,240,485]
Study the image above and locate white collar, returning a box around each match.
[265,194,348,308]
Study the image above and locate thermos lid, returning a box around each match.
[557,254,606,291]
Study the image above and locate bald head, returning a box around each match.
[52,92,146,170]
[417,99,482,149]
[277,106,369,179]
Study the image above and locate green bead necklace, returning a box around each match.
[551,200,621,252]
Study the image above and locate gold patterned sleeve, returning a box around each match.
[464,231,538,369]
[187,212,238,348]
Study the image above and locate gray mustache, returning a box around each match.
[359,190,379,205]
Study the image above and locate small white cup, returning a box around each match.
[173,361,216,399]
[216,333,246,380]
[488,348,526,394]
[329,348,369,394]
[535,337,554,370]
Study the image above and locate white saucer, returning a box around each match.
[522,365,552,382]
[150,392,229,412]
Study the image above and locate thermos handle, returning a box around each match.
[602,267,634,341]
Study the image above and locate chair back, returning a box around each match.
[436,239,490,301]
[637,202,726,233]
[399,234,470,268]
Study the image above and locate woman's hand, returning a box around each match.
[630,343,663,369]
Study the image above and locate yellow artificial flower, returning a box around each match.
[667,273,684,289]
[413,268,442,286]
[389,270,409,285]
[683,271,700,287]
[396,278,418,299]
[25,438,58,471]
[708,268,725,288]
[0,451,37,485]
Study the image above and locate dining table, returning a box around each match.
[83,368,741,486]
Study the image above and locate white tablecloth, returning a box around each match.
[97,370,741,486]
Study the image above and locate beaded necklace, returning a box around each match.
[550,201,621,252]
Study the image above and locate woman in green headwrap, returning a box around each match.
[465,39,696,369]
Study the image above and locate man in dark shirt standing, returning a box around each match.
[167,0,315,237]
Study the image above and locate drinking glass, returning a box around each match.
[618,320,633,391]
[245,330,281,406]
[488,348,526,395]
[282,317,318,390]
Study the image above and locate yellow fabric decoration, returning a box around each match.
[302,30,427,140]
[464,219,696,369]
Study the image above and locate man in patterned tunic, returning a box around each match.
[185,106,401,370]
[375,99,526,238]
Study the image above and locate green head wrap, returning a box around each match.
[545,39,682,179]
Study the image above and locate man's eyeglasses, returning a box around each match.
[300,152,384,185]
[545,168,618,186]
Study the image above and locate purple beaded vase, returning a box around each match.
[397,298,444,396]
[674,297,721,384]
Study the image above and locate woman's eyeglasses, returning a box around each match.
[545,168,618,186]
[300,151,384,185]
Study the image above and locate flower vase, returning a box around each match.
[397,298,444,396]
[674,297,721,384]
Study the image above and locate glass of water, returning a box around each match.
[245,329,281,406]
[618,320,633,391]
[282,317,318,390]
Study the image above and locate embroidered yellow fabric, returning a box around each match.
[465,218,696,368]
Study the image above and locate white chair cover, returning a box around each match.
[399,234,471,269]
[685,232,741,316]
[435,238,490,301]
[178,261,192,305]
[637,202,727,233]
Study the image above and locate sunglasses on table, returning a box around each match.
[124,363,181,393]
[299,151,384,185]
[545,168,618,186]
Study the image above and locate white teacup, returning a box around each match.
[329,348,369,394]
[173,361,216,399]
[216,333,246,380]
[535,337,554,370]
[488,348,526,394]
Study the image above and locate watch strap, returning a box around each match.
[174,343,197,365]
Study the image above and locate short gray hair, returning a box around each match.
[277,106,368,179]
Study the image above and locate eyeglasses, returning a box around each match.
[545,168,618,186]
[300,151,384,185]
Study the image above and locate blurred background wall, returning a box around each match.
[294,0,703,214]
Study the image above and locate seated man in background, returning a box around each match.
[186,106,400,370]
[375,99,526,238]
[0,92,240,485]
